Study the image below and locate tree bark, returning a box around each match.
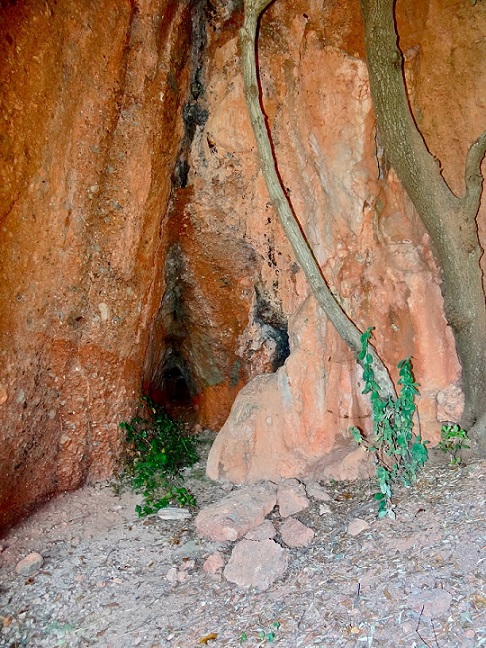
[360,0,486,447]
[240,0,397,400]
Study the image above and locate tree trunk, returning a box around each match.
[240,0,397,401]
[360,0,486,448]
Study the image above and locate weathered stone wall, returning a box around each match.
[1,0,485,525]
[201,0,486,481]
[0,0,194,528]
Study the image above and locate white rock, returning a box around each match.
[165,567,179,585]
[157,507,192,520]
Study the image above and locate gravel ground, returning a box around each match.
[0,437,485,648]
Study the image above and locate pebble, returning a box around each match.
[203,551,225,575]
[346,518,370,537]
[165,567,179,585]
[15,552,44,576]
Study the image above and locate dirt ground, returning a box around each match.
[0,435,485,648]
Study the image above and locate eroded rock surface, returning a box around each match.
[223,538,289,591]
[277,479,310,518]
[204,0,483,483]
[280,517,315,549]
[1,0,485,527]
[195,482,277,541]
[0,0,194,528]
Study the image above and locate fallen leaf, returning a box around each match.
[198,632,218,644]
[0,616,12,628]
[472,594,486,608]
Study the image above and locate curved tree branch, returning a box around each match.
[360,0,458,217]
[240,0,396,400]
[361,0,486,443]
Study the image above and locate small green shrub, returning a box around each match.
[239,621,281,644]
[120,397,199,516]
[350,327,428,518]
[437,423,470,464]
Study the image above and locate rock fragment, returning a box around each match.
[203,552,225,575]
[280,517,315,548]
[305,480,332,502]
[245,520,276,541]
[408,588,453,619]
[223,539,288,590]
[15,552,44,576]
[157,507,192,520]
[277,479,309,518]
[195,483,277,541]
[346,518,370,537]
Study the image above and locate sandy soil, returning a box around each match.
[0,437,485,648]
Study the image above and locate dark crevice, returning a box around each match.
[146,244,198,418]
[253,286,290,372]
[172,0,209,189]
[150,347,196,410]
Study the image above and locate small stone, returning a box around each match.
[157,507,191,520]
[346,518,370,537]
[203,552,225,575]
[277,479,310,518]
[305,480,332,502]
[179,559,195,572]
[319,503,332,515]
[408,588,453,619]
[172,540,200,559]
[195,483,277,541]
[165,567,179,585]
[280,517,315,548]
[245,520,276,541]
[176,570,189,583]
[15,552,44,576]
[223,539,288,590]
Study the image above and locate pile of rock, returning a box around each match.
[194,478,331,591]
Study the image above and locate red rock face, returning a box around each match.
[206,0,484,482]
[1,0,485,524]
[0,0,194,528]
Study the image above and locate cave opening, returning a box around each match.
[148,350,197,422]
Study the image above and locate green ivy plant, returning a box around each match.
[350,327,428,518]
[437,423,470,465]
[240,621,281,645]
[120,397,199,516]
